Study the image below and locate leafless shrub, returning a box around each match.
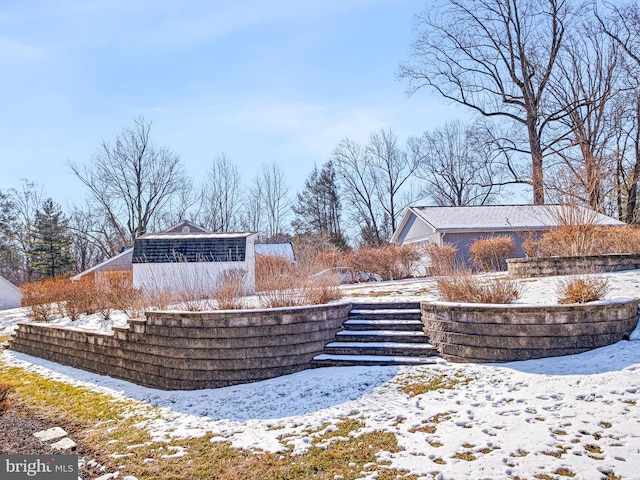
[556,274,610,304]
[469,236,515,272]
[257,258,342,308]
[424,243,458,276]
[346,244,422,281]
[211,268,247,310]
[520,231,542,258]
[255,254,295,292]
[300,269,342,305]
[436,270,522,304]
[21,278,68,322]
[539,225,640,257]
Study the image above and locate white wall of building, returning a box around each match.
[133,235,257,295]
[0,276,21,310]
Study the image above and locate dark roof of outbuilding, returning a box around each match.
[132,232,255,263]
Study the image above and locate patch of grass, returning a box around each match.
[541,444,569,458]
[555,467,576,477]
[599,421,612,429]
[432,457,446,465]
[461,442,475,449]
[510,449,529,457]
[553,430,568,436]
[451,451,476,461]
[430,412,455,424]
[427,439,443,448]
[399,371,473,397]
[599,469,621,480]
[0,362,419,480]
[585,444,603,454]
[408,424,437,434]
[622,399,636,405]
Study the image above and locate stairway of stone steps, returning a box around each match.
[312,302,440,367]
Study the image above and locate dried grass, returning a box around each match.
[0,383,12,415]
[424,243,458,276]
[346,244,422,281]
[21,272,144,321]
[257,256,342,308]
[539,225,640,257]
[469,236,515,272]
[437,270,522,304]
[210,269,248,310]
[556,274,610,304]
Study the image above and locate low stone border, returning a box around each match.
[507,253,640,278]
[8,303,352,390]
[421,297,639,363]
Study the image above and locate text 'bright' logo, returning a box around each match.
[1,455,77,479]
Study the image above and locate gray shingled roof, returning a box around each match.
[409,205,623,232]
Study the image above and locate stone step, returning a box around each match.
[324,341,438,356]
[350,302,421,311]
[335,330,430,343]
[342,318,424,331]
[311,353,440,367]
[348,308,422,320]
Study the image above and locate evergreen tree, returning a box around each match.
[292,161,348,249]
[30,198,73,278]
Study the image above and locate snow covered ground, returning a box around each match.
[1,270,640,479]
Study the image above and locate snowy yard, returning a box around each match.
[1,271,639,479]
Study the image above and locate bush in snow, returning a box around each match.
[469,236,515,272]
[436,269,522,304]
[424,243,458,276]
[556,274,610,304]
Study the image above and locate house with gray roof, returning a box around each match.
[391,204,624,264]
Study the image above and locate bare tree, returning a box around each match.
[333,129,421,245]
[6,180,46,282]
[70,117,191,247]
[368,129,422,233]
[200,154,244,232]
[333,138,385,245]
[596,1,640,222]
[245,161,291,240]
[400,0,573,204]
[415,121,504,206]
[547,21,622,211]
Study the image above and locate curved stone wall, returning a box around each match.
[8,303,351,390]
[422,298,639,363]
[507,254,640,278]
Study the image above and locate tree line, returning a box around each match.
[3,0,640,285]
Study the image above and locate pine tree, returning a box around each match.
[292,161,348,249]
[29,198,73,278]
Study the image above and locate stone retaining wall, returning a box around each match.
[507,254,640,278]
[8,303,351,390]
[422,298,639,363]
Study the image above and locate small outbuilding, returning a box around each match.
[0,275,21,310]
[391,204,624,264]
[132,232,259,294]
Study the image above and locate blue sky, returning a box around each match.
[0,0,463,206]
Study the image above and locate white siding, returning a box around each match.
[133,234,257,295]
[0,276,21,310]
